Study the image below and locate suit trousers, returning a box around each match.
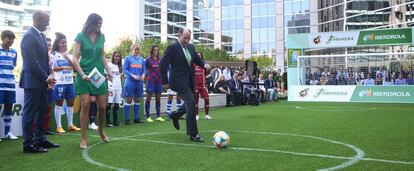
[22,88,48,147]
[173,89,198,136]
[267,89,278,101]
[232,92,242,106]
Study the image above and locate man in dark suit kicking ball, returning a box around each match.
[160,27,210,142]
[20,10,59,153]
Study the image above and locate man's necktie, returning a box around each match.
[183,47,191,66]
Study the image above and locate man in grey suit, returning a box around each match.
[160,27,210,142]
[20,10,59,153]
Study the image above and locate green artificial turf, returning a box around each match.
[1,101,413,170]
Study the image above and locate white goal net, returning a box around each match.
[297,52,414,86]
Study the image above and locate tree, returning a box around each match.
[194,44,238,62]
[250,56,273,69]
[107,37,134,59]
[138,38,168,57]
[108,37,243,63]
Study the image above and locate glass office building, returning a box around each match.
[251,0,276,56]
[0,0,25,34]
[0,0,50,35]
[221,0,244,54]
[145,0,220,48]
[142,0,414,69]
[143,0,278,60]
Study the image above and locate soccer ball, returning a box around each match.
[213,131,230,148]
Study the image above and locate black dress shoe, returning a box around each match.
[113,121,120,126]
[38,141,60,149]
[190,134,204,142]
[170,112,180,130]
[23,145,48,153]
[133,119,144,123]
[46,129,55,135]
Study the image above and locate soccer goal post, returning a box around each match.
[297,52,414,86]
[289,52,414,103]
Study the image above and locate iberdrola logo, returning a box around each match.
[363,34,375,42]
[359,89,373,97]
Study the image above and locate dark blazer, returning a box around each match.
[264,79,277,89]
[160,41,205,94]
[228,78,242,93]
[19,27,50,89]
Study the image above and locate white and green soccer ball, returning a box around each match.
[213,131,230,148]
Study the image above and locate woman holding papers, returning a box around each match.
[51,32,80,133]
[73,13,112,149]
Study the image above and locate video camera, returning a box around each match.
[245,60,258,82]
[244,60,260,106]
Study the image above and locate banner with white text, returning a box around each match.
[290,85,414,103]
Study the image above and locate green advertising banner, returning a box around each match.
[351,86,414,103]
[289,85,414,103]
[288,49,301,67]
[287,28,414,49]
[357,28,412,45]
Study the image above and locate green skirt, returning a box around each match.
[75,75,108,95]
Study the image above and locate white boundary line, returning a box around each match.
[78,131,414,171]
[82,140,130,171]
[295,106,377,112]
[271,105,414,111]
[232,131,365,171]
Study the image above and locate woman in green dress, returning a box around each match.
[73,13,112,149]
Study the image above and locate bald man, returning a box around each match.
[20,10,59,153]
[160,27,210,142]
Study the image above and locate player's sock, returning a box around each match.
[54,105,63,128]
[134,103,140,120]
[124,103,131,122]
[156,100,161,117]
[89,102,97,124]
[67,107,74,126]
[113,103,119,124]
[3,110,12,135]
[205,98,210,115]
[176,99,183,110]
[166,100,172,116]
[145,100,151,118]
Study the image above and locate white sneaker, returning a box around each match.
[0,138,2,142]
[6,132,18,140]
[196,115,200,120]
[89,122,98,130]
[205,115,212,120]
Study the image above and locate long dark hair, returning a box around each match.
[111,51,122,73]
[197,51,204,59]
[51,32,66,52]
[150,45,159,60]
[82,13,102,35]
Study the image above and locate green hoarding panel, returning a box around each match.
[351,86,414,103]
[357,28,412,45]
